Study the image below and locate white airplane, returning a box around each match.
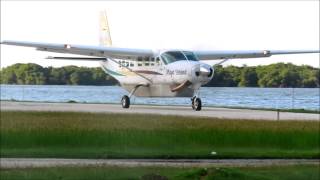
[1,12,319,111]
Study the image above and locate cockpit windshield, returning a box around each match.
[160,51,198,65]
[183,51,198,61]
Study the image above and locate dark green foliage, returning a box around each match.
[239,67,258,87]
[0,63,47,85]
[207,63,319,87]
[255,63,318,88]
[0,63,117,85]
[208,65,242,87]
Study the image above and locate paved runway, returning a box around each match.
[1,158,319,169]
[1,101,319,121]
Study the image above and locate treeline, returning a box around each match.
[0,63,319,87]
[0,63,117,85]
[206,63,319,88]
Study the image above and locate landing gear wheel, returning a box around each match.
[121,95,130,108]
[191,96,196,110]
[192,97,202,111]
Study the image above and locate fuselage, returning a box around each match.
[100,50,214,97]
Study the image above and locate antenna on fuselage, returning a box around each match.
[99,10,113,47]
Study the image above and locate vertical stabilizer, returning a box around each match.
[99,11,113,47]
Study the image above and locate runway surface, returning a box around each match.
[1,101,319,120]
[1,158,319,169]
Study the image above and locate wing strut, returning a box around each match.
[213,59,229,67]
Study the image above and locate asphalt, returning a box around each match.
[1,158,319,169]
[1,101,319,120]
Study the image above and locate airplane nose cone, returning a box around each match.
[200,66,210,73]
[191,63,214,85]
[199,65,213,77]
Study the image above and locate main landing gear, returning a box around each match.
[191,96,202,111]
[121,95,130,108]
[121,84,202,111]
[121,84,147,109]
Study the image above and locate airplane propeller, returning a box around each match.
[171,64,213,92]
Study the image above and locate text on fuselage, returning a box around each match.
[166,70,187,75]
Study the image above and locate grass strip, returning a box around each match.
[1,165,319,180]
[1,111,319,159]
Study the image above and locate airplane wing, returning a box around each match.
[2,40,319,61]
[194,50,320,60]
[1,40,154,59]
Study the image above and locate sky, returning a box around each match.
[1,1,319,68]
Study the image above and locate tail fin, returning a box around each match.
[99,11,112,47]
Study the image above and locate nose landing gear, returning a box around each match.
[191,96,202,111]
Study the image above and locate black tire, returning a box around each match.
[191,96,196,110]
[121,95,130,108]
[193,98,202,111]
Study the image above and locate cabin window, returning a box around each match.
[130,62,134,67]
[150,57,155,66]
[137,57,143,66]
[144,57,149,66]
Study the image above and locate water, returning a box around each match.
[1,85,319,110]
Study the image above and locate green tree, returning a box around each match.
[3,63,47,85]
[70,68,93,85]
[239,67,258,87]
[207,65,240,87]
[0,67,17,84]
[315,69,320,87]
[279,69,300,87]
[48,67,68,85]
